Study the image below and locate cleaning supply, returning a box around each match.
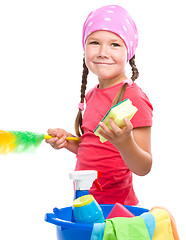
[94,98,138,143]
[73,194,104,224]
[150,208,174,240]
[45,204,149,240]
[102,216,151,240]
[0,130,80,154]
[91,212,156,240]
[69,170,102,199]
[150,207,180,240]
[90,222,106,240]
[140,212,156,240]
[70,170,102,223]
[106,203,135,219]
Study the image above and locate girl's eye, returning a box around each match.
[89,41,99,45]
[111,43,120,47]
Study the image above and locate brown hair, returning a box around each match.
[75,58,89,137]
[75,55,139,137]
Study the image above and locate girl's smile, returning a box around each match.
[85,30,128,88]
[93,62,114,65]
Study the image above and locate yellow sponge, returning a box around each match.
[94,99,138,143]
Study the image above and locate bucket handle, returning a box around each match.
[45,213,93,230]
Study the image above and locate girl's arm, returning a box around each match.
[45,128,80,154]
[65,137,80,154]
[98,118,152,176]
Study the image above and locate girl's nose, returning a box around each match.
[98,45,109,58]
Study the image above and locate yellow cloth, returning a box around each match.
[150,207,180,240]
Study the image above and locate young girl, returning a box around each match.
[46,5,153,206]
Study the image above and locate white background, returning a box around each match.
[0,0,185,239]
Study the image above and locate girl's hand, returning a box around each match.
[98,118,133,147]
[45,128,68,149]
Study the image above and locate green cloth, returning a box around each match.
[103,217,150,240]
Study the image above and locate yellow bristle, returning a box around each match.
[0,130,16,154]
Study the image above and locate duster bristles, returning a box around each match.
[0,130,16,154]
[0,130,44,154]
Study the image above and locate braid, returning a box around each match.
[80,58,89,101]
[129,55,139,81]
[75,58,89,137]
[112,55,139,107]
[112,83,127,107]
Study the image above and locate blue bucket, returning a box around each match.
[45,204,149,240]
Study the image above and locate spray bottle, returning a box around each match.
[53,170,103,222]
[69,170,102,199]
[70,170,103,223]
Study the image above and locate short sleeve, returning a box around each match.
[124,83,153,128]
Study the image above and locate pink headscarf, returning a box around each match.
[82,5,138,61]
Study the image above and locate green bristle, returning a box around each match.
[11,131,44,153]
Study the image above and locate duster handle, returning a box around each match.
[44,135,80,142]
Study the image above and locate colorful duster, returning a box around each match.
[0,130,80,154]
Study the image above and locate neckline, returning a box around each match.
[95,80,134,92]
[96,81,124,91]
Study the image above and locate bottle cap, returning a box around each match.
[73,194,94,207]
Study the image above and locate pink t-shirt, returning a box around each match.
[75,82,153,205]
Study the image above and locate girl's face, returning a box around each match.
[85,30,128,85]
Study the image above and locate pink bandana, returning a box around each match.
[82,5,138,61]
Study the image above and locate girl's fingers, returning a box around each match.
[98,118,133,139]
[99,122,111,134]
[98,121,113,139]
[55,128,66,138]
[123,118,133,133]
[47,129,56,136]
[98,129,109,141]
[54,141,68,149]
[46,128,70,150]
[47,128,65,138]
[45,136,59,144]
[124,118,133,131]
[55,135,67,145]
[108,118,121,134]
[99,119,121,136]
